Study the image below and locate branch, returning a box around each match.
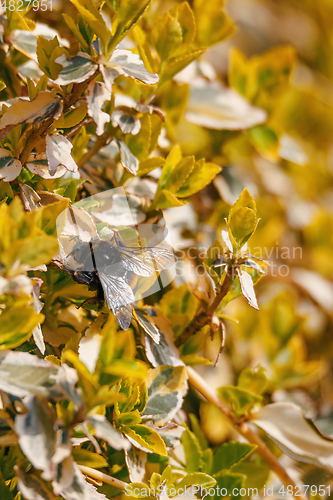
[78,465,128,491]
[175,269,233,347]
[77,129,115,168]
[186,367,307,500]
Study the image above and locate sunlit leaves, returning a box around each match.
[151,146,221,208]
[0,92,63,139]
[123,424,167,456]
[70,0,112,51]
[55,53,98,85]
[0,305,44,350]
[15,394,57,480]
[87,81,110,136]
[218,386,262,418]
[228,46,296,105]
[101,49,159,92]
[193,0,235,47]
[211,442,256,476]
[185,82,267,130]
[252,402,333,469]
[46,134,79,176]
[0,149,22,181]
[143,365,188,426]
[37,35,67,80]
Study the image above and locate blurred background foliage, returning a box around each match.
[1,0,333,497]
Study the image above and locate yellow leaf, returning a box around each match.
[70,0,111,51]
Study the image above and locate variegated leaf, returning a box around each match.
[26,152,67,179]
[15,394,57,480]
[46,134,78,176]
[0,149,22,181]
[125,447,147,482]
[86,81,110,136]
[186,82,267,130]
[55,53,98,85]
[101,49,159,92]
[87,414,131,451]
[115,139,139,175]
[0,92,63,139]
[142,365,188,426]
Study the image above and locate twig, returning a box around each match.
[78,465,128,491]
[175,270,233,347]
[186,366,307,500]
[77,129,115,168]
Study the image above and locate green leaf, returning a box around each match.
[249,125,279,161]
[70,0,111,50]
[189,413,208,450]
[72,448,108,469]
[123,424,167,456]
[151,189,187,209]
[55,53,98,85]
[211,442,256,476]
[238,366,269,395]
[213,472,245,500]
[177,472,216,489]
[54,103,88,130]
[152,13,183,63]
[159,283,199,337]
[0,473,13,500]
[108,0,151,32]
[182,427,204,472]
[158,151,194,194]
[159,48,206,86]
[218,386,262,418]
[176,159,221,198]
[142,365,188,426]
[0,306,44,350]
[36,35,66,80]
[63,350,99,402]
[10,235,59,268]
[63,13,90,52]
[193,0,235,47]
[228,207,257,248]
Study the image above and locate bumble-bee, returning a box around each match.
[63,231,175,330]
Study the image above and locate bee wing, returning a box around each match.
[98,272,134,330]
[119,247,176,277]
[113,304,133,330]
